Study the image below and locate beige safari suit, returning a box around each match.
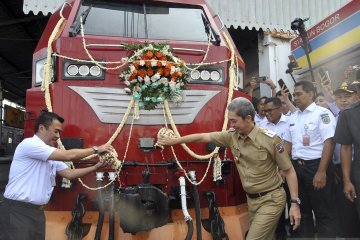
[211,125,292,240]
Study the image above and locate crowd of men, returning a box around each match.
[249,70,360,239]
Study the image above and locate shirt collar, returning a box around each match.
[300,102,316,113]
[239,124,259,141]
[263,114,287,126]
[278,114,288,123]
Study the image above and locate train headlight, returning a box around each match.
[190,70,200,80]
[67,65,79,76]
[90,66,101,76]
[78,65,90,76]
[210,70,221,81]
[200,70,210,81]
[63,60,105,80]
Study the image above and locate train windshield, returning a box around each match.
[74,0,210,41]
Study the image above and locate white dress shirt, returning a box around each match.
[4,135,68,205]
[259,114,290,140]
[283,102,336,160]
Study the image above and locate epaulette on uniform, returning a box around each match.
[259,128,276,138]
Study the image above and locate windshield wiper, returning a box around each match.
[69,6,92,37]
[201,13,221,46]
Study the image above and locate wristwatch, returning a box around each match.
[290,198,301,205]
[92,146,99,154]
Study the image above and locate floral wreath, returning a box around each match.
[120,43,189,110]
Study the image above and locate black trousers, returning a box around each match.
[334,164,360,238]
[291,159,336,238]
[0,198,45,240]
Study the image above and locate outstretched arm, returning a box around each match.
[58,161,108,180]
[49,144,113,162]
[157,133,212,146]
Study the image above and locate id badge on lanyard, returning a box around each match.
[303,124,310,146]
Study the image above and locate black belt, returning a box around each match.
[2,198,44,210]
[293,158,321,165]
[247,184,283,199]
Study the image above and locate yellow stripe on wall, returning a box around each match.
[297,26,360,69]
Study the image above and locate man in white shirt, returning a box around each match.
[283,81,336,238]
[260,97,289,139]
[0,111,113,240]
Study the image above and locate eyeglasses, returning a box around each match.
[264,107,280,113]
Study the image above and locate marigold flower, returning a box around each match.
[155,52,163,59]
[141,55,149,60]
[129,73,136,80]
[163,68,170,77]
[146,51,154,58]
[165,63,172,69]
[157,61,162,67]
[156,68,163,75]
[138,69,147,78]
[147,69,154,76]
[145,61,152,68]
[133,61,140,67]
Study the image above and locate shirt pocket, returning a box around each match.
[305,122,318,139]
[247,149,269,176]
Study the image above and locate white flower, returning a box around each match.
[124,80,130,86]
[169,81,176,90]
[162,61,167,66]
[140,60,145,66]
[151,60,157,67]
[129,65,135,72]
[121,57,128,63]
[124,88,131,93]
[176,83,181,89]
[151,73,161,82]
[144,75,150,84]
[130,79,138,84]
[159,77,168,84]
[138,76,144,82]
[170,66,176,74]
[173,56,179,63]
[148,44,154,50]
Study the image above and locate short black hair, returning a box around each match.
[34,110,64,133]
[294,81,317,99]
[259,96,268,103]
[264,97,282,107]
[275,90,293,101]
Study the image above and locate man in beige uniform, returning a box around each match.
[157,97,301,239]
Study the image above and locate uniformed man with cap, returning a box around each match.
[331,82,360,237]
[157,97,301,240]
[334,81,360,229]
[283,80,336,238]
